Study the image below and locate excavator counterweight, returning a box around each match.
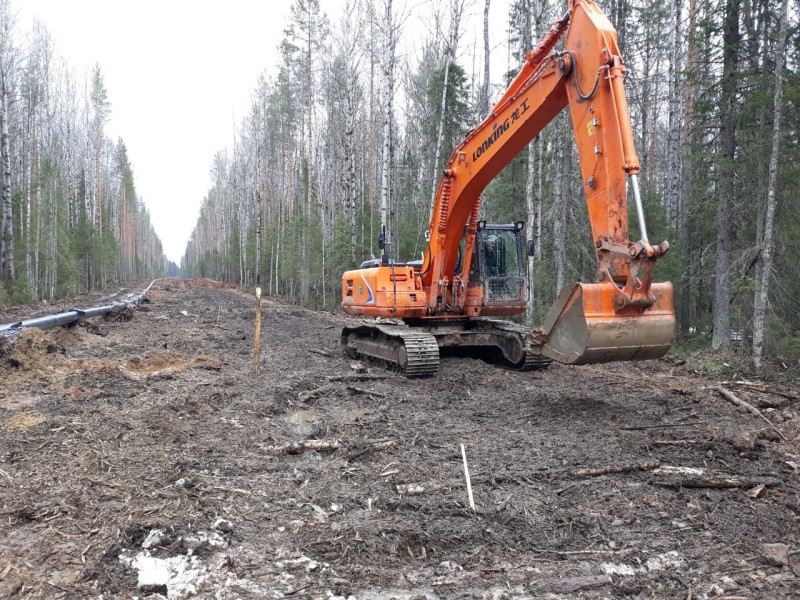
[340,0,675,377]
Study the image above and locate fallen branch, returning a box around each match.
[570,462,660,478]
[264,440,341,454]
[326,374,390,382]
[713,386,786,441]
[346,385,386,398]
[620,422,705,431]
[461,444,476,511]
[531,547,620,556]
[298,384,335,402]
[652,465,782,489]
[306,348,336,359]
[345,439,396,463]
[724,380,799,400]
[653,440,698,446]
[211,485,252,496]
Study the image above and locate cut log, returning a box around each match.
[396,479,463,496]
[570,462,660,478]
[264,440,341,454]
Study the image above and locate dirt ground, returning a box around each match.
[1,278,798,599]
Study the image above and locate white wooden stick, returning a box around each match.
[254,288,262,373]
[461,444,475,511]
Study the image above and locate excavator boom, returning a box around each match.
[341,0,675,376]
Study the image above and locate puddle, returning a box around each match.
[286,410,322,425]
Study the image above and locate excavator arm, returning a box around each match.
[425,0,667,302]
[341,0,674,373]
[419,0,673,362]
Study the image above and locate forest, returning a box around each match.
[2,0,799,369]
[0,0,172,306]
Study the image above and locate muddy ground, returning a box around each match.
[0,278,798,599]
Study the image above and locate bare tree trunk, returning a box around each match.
[346,91,357,268]
[526,0,545,320]
[477,0,490,221]
[665,0,683,230]
[711,0,740,350]
[679,0,697,334]
[553,118,571,293]
[480,0,490,118]
[255,189,262,286]
[0,67,13,287]
[379,0,395,260]
[428,0,464,215]
[752,0,789,372]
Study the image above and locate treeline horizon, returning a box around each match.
[0,0,175,307]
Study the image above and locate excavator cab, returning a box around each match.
[471,223,529,306]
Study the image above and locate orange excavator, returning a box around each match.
[341,0,674,377]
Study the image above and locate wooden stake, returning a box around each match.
[254,288,262,373]
[461,444,476,511]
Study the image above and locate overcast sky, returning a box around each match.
[18,0,508,265]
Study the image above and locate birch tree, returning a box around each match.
[752,0,789,371]
[378,0,396,261]
[428,0,466,214]
[524,0,548,319]
[478,0,490,119]
[0,0,15,290]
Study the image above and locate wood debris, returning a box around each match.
[263,439,341,454]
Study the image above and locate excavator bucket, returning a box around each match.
[537,281,674,365]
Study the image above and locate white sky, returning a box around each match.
[18,0,511,265]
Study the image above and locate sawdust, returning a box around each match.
[4,411,45,431]
[115,349,223,380]
[1,328,223,395]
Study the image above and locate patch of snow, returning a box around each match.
[183,529,227,551]
[212,518,233,533]
[645,551,686,572]
[600,562,638,576]
[276,555,327,573]
[142,528,166,549]
[601,552,686,577]
[121,553,205,599]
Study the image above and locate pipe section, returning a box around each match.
[0,279,159,336]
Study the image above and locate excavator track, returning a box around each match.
[467,319,552,371]
[341,323,439,378]
[517,350,553,371]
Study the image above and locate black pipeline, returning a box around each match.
[0,279,159,336]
